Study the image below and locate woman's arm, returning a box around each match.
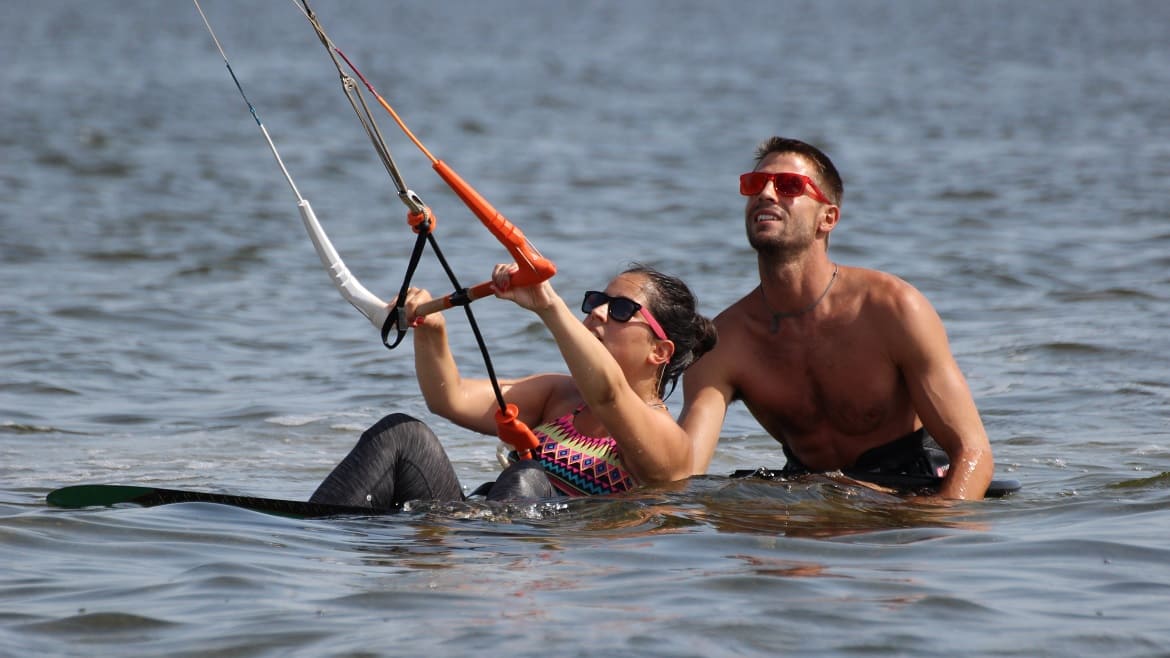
[404,288,560,435]
[491,269,694,483]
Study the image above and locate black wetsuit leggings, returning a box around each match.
[309,413,556,512]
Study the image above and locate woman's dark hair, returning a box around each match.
[625,263,718,399]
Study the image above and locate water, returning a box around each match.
[2,0,1169,655]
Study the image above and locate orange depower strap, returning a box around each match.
[432,160,556,285]
[323,42,556,314]
[413,161,556,317]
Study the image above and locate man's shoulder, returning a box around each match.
[686,292,757,383]
[847,264,905,287]
[712,288,759,326]
[847,267,944,345]
[849,266,929,309]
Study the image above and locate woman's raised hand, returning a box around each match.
[490,263,558,313]
[392,287,444,330]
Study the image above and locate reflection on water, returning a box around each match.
[651,476,987,540]
[343,475,992,545]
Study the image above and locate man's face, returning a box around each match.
[743,152,826,257]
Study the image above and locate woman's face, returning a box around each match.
[582,273,663,361]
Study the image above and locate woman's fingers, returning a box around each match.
[491,263,520,293]
[400,287,439,328]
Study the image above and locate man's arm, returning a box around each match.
[889,283,994,500]
[680,344,735,474]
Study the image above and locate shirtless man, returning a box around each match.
[681,137,994,500]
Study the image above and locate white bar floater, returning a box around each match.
[297,199,389,331]
[194,1,391,334]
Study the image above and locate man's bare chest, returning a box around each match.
[733,329,903,437]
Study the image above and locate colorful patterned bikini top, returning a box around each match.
[512,405,637,496]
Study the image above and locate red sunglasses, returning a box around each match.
[739,171,831,204]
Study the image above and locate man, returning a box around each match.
[681,137,994,500]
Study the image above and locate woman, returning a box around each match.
[309,263,717,510]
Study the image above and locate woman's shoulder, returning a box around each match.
[525,373,584,419]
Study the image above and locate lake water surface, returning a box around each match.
[3,1,1170,655]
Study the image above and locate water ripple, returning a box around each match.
[4,0,1170,655]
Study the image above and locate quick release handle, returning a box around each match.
[495,403,540,459]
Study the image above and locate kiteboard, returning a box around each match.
[47,472,1020,521]
[46,484,382,519]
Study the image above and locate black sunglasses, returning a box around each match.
[581,291,668,340]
